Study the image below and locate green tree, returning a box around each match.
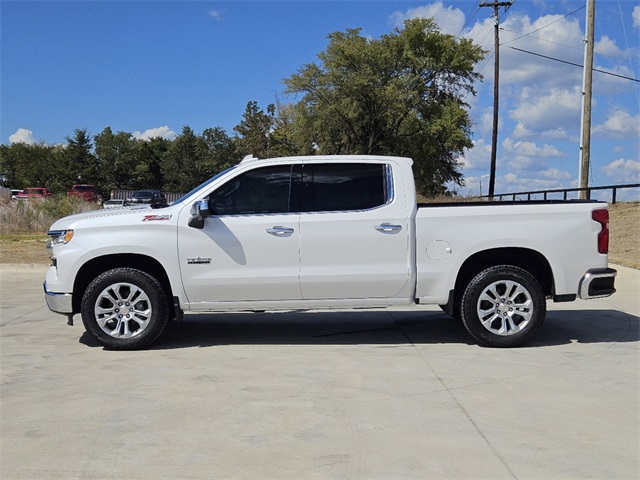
[268,102,312,157]
[161,126,206,192]
[284,18,485,196]
[94,127,138,194]
[0,143,27,188]
[63,128,97,187]
[200,127,237,177]
[233,101,276,159]
[134,137,170,190]
[0,142,64,192]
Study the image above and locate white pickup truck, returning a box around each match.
[44,155,616,349]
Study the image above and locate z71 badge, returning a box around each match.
[142,214,172,222]
[187,257,212,265]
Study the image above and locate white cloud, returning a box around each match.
[593,64,638,95]
[603,158,640,183]
[593,110,640,138]
[9,128,36,145]
[208,9,222,21]
[458,138,491,170]
[465,13,584,88]
[502,138,563,158]
[495,169,573,194]
[390,1,465,35]
[132,126,176,141]
[500,138,564,172]
[633,6,640,29]
[509,87,581,137]
[595,35,624,58]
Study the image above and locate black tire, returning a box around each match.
[460,265,546,347]
[81,268,169,350]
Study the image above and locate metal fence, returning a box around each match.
[484,183,640,204]
[109,190,184,204]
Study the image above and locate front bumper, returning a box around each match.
[44,282,73,315]
[578,268,617,300]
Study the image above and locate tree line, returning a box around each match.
[0,19,484,198]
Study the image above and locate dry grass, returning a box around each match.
[0,200,637,269]
[0,197,97,264]
[608,202,639,269]
[0,233,50,264]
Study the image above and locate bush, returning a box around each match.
[0,196,98,234]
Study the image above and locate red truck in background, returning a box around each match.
[67,184,98,202]
[16,187,51,199]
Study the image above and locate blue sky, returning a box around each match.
[2,0,639,199]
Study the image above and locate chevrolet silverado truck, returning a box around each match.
[44,155,616,349]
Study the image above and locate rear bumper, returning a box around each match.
[578,268,617,300]
[44,282,73,315]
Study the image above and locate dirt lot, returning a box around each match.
[1,202,638,268]
[0,234,49,264]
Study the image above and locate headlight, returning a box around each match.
[47,229,74,247]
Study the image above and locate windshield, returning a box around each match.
[132,191,154,198]
[171,166,237,205]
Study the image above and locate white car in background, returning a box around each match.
[103,199,125,209]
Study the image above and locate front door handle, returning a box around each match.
[267,226,294,236]
[375,223,402,233]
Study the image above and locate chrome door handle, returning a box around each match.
[267,226,294,235]
[375,223,402,233]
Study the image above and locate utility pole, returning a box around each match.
[578,0,595,199]
[480,1,513,199]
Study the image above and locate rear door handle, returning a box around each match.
[267,226,294,236]
[375,223,402,233]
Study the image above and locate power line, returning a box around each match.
[501,5,585,45]
[616,0,640,106]
[505,45,640,83]
[500,27,583,52]
[456,1,481,37]
[500,26,640,67]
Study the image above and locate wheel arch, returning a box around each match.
[72,254,175,316]
[453,247,554,302]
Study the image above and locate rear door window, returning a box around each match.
[302,164,388,212]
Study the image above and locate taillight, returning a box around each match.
[592,209,609,254]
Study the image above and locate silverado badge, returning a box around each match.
[187,257,212,265]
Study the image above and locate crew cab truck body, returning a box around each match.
[44,155,616,349]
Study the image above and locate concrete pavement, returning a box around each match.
[1,264,638,479]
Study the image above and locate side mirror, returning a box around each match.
[188,200,211,229]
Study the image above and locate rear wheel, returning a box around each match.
[81,268,169,349]
[460,265,545,347]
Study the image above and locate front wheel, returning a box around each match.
[81,268,169,350]
[460,265,546,347]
